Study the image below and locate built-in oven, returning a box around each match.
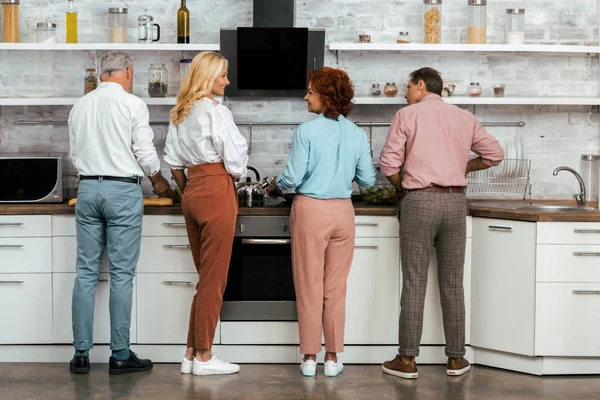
[221,215,297,321]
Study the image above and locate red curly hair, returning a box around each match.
[309,67,355,120]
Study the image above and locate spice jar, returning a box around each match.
[179,58,192,89]
[84,68,98,94]
[493,84,505,97]
[423,0,442,44]
[36,21,57,44]
[148,63,168,98]
[109,7,128,43]
[2,0,19,43]
[580,154,600,203]
[468,82,482,97]
[358,33,371,43]
[468,0,486,44]
[371,83,381,96]
[396,31,411,44]
[384,82,398,97]
[505,9,525,44]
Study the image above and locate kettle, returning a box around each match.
[237,166,267,207]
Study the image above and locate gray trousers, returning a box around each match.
[398,191,467,358]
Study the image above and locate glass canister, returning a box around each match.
[36,21,57,43]
[384,82,398,97]
[467,0,486,44]
[423,0,442,44]
[2,0,19,43]
[396,31,411,44]
[138,11,160,43]
[468,82,482,97]
[179,58,192,89]
[505,9,525,44]
[84,68,98,94]
[109,7,128,43]
[371,83,381,96]
[580,154,600,203]
[148,63,168,97]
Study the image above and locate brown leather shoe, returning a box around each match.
[382,355,418,379]
[447,357,470,376]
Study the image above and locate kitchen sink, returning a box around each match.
[517,204,597,212]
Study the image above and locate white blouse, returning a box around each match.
[163,98,248,178]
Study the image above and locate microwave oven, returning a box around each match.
[0,156,65,203]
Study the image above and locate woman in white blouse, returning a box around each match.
[164,51,248,376]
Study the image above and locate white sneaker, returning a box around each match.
[181,357,194,374]
[300,359,317,376]
[324,360,343,377]
[192,354,240,376]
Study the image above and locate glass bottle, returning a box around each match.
[384,82,398,97]
[148,63,168,98]
[505,9,525,45]
[177,0,190,44]
[467,0,486,44]
[84,68,98,94]
[580,155,600,203]
[423,0,442,44]
[66,0,78,44]
[2,0,19,43]
[108,7,128,43]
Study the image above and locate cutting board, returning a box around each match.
[68,197,173,207]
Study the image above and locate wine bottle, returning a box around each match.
[177,0,190,44]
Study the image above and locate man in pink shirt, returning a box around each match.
[379,67,504,379]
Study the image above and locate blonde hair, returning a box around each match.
[170,51,228,125]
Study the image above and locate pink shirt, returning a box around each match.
[380,94,505,189]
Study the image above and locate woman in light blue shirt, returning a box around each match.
[269,67,376,377]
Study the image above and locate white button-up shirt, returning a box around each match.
[68,82,161,178]
[164,98,248,178]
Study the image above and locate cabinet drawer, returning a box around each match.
[141,216,188,237]
[355,216,399,238]
[0,274,53,344]
[0,238,51,273]
[53,273,137,344]
[537,245,600,282]
[220,322,297,345]
[538,222,600,245]
[136,273,218,344]
[53,237,109,273]
[0,216,51,237]
[52,215,76,236]
[536,283,600,356]
[137,237,195,273]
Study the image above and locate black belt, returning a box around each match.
[80,175,142,184]
[404,185,466,194]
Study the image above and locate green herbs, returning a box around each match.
[363,186,397,205]
[148,80,168,97]
[165,188,182,204]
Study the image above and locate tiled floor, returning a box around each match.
[2,363,600,400]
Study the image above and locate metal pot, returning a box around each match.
[236,166,267,207]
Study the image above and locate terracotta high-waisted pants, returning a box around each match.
[291,195,355,355]
[182,162,237,350]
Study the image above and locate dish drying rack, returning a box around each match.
[466,159,531,200]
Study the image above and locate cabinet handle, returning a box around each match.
[488,225,512,231]
[0,244,23,249]
[0,223,23,227]
[98,279,109,283]
[354,244,379,249]
[0,281,24,284]
[163,280,193,285]
[573,289,600,295]
[574,229,600,234]
[163,244,191,248]
[573,252,600,257]
[162,222,186,226]
[242,239,291,245]
[356,222,379,227]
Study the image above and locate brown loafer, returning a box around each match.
[447,357,470,376]
[382,355,418,379]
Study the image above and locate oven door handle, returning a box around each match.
[241,239,291,245]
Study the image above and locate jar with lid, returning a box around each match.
[109,7,128,43]
[423,0,442,44]
[2,0,19,43]
[468,0,486,44]
[468,82,482,97]
[580,154,600,203]
[148,63,168,97]
[505,9,525,44]
[179,58,192,90]
[84,68,98,95]
[384,82,398,97]
[371,83,381,96]
[397,31,411,44]
[138,10,160,43]
[36,21,57,44]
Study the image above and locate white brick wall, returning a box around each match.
[1,0,599,198]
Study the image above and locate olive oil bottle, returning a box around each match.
[177,0,190,44]
[66,0,78,43]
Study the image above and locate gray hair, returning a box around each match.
[100,52,133,76]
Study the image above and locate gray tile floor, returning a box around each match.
[2,363,600,400]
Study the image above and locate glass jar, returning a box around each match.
[468,82,482,97]
[467,0,486,44]
[505,9,525,44]
[384,82,398,97]
[358,33,371,43]
[179,58,192,89]
[371,83,381,96]
[493,84,505,97]
[397,31,411,44]
[36,21,57,44]
[84,68,98,95]
[2,0,19,43]
[580,154,600,203]
[423,0,442,44]
[109,7,128,43]
[148,63,168,98]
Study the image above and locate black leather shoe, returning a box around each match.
[109,352,153,375]
[69,355,90,374]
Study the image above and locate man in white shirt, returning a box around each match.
[68,51,169,375]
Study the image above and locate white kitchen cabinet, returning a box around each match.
[0,215,51,237]
[0,274,53,344]
[137,237,195,273]
[221,322,297,345]
[52,237,109,273]
[52,273,137,344]
[141,216,188,237]
[354,216,399,238]
[471,218,537,356]
[537,245,600,282]
[537,222,600,245]
[0,238,52,273]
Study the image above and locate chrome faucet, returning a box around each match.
[553,166,586,206]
